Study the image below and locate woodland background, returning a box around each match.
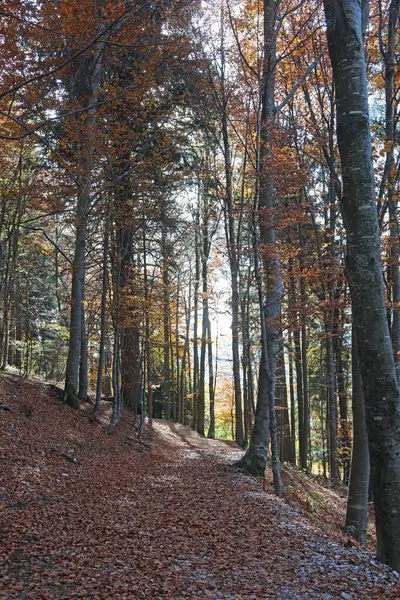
[0,0,400,574]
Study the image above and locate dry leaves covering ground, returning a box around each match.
[1,373,400,599]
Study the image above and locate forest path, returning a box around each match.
[147,422,399,599]
[1,382,400,599]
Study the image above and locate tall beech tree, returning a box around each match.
[323,0,400,571]
[234,0,283,492]
[62,3,120,409]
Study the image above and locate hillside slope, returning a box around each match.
[1,373,399,599]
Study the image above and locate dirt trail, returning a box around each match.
[1,383,400,599]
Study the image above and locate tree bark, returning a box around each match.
[207,317,215,439]
[162,217,171,420]
[287,330,297,464]
[93,220,109,420]
[300,264,309,470]
[386,0,400,380]
[64,196,88,409]
[109,259,122,432]
[326,325,339,484]
[78,302,88,402]
[345,327,370,544]
[335,331,351,483]
[324,0,400,570]
[192,207,200,430]
[219,13,245,448]
[64,28,106,409]
[234,0,283,498]
[276,337,292,463]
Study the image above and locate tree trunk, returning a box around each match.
[64,203,87,409]
[326,326,339,483]
[116,180,141,414]
[180,286,191,426]
[93,219,109,420]
[175,276,181,423]
[197,225,208,436]
[219,17,245,448]
[324,0,400,570]
[241,293,252,446]
[64,30,106,409]
[238,349,270,475]
[287,330,297,464]
[335,332,351,483]
[231,269,245,447]
[290,271,305,468]
[109,261,122,432]
[192,207,200,430]
[78,302,88,402]
[276,339,292,462]
[345,327,370,544]
[234,0,283,499]
[294,326,304,466]
[143,221,152,426]
[162,222,171,420]
[300,270,309,471]
[207,317,215,439]
[382,0,400,380]
[170,305,175,420]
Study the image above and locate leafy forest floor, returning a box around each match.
[1,373,400,600]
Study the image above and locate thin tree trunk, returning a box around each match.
[175,276,181,423]
[197,240,207,435]
[192,207,200,430]
[294,326,304,465]
[109,326,121,431]
[170,306,175,421]
[207,317,215,439]
[290,270,305,468]
[220,15,245,448]
[143,221,152,426]
[241,295,251,446]
[300,269,309,471]
[185,290,192,427]
[78,302,88,402]
[336,333,351,483]
[162,223,171,421]
[109,259,122,432]
[288,330,297,464]
[277,336,292,462]
[345,327,370,544]
[180,287,191,426]
[326,326,339,483]
[93,219,109,420]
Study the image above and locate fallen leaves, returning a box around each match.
[1,374,400,599]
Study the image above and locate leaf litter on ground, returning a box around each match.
[1,372,399,599]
